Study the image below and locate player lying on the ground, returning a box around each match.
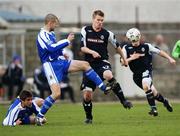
[172,40,180,58]
[121,28,176,116]
[3,90,46,126]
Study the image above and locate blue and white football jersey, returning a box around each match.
[36,28,70,63]
[2,98,40,126]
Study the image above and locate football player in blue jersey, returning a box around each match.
[3,90,46,126]
[121,28,176,116]
[35,13,111,125]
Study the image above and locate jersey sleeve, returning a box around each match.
[147,43,160,54]
[32,99,41,115]
[38,31,70,53]
[172,40,180,58]
[122,46,128,59]
[108,30,120,48]
[80,26,87,47]
[2,100,21,126]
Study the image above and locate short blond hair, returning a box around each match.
[44,13,60,25]
[92,10,104,18]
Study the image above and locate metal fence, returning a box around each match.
[0,29,179,100]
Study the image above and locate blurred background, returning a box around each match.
[0,0,179,102]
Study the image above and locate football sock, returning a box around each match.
[38,96,55,118]
[109,78,126,103]
[83,99,93,119]
[85,68,106,91]
[146,90,156,109]
[154,93,165,103]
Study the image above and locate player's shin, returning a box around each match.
[83,99,93,120]
[155,93,173,112]
[146,90,157,110]
[154,93,165,103]
[112,82,125,103]
[84,69,106,92]
[37,95,55,118]
[108,78,132,109]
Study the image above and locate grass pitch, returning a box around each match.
[0,102,180,136]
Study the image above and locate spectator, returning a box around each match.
[34,67,51,99]
[172,40,180,59]
[152,34,170,70]
[60,75,76,103]
[60,46,76,103]
[0,65,6,100]
[2,55,25,100]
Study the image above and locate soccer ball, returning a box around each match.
[126,28,141,42]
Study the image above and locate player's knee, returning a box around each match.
[143,84,149,91]
[52,90,61,99]
[83,91,92,101]
[103,71,113,81]
[36,98,44,107]
[81,61,90,70]
[50,84,61,99]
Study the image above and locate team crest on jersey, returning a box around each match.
[100,35,104,40]
[102,65,110,69]
[141,47,145,52]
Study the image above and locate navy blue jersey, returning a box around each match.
[81,26,120,62]
[123,43,160,74]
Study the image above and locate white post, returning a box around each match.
[21,34,26,76]
[114,54,145,97]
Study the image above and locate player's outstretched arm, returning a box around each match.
[159,50,176,65]
[117,47,128,66]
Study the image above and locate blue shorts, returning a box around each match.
[43,59,71,85]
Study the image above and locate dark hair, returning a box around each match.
[44,13,60,25]
[19,90,33,101]
[92,10,104,18]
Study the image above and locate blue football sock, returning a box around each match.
[38,96,55,118]
[85,68,106,91]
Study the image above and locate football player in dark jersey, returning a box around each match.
[80,10,132,124]
[122,28,176,116]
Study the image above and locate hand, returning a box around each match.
[92,51,101,58]
[130,52,145,60]
[16,119,22,125]
[169,58,176,65]
[63,53,69,60]
[67,33,74,42]
[122,59,128,67]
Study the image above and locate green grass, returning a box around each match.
[0,102,180,136]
